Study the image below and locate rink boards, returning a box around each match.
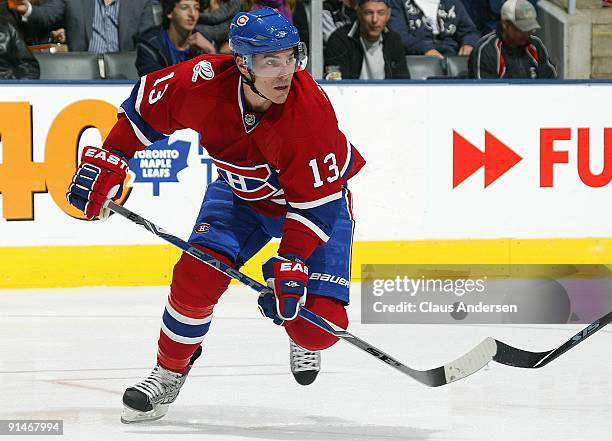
[0,81,610,287]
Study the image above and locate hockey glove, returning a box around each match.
[259,255,308,325]
[67,146,129,220]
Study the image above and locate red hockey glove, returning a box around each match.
[66,146,129,220]
[259,255,308,324]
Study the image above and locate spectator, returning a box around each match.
[196,0,240,53]
[3,0,65,46]
[136,0,215,76]
[293,0,309,47]
[0,14,39,79]
[23,0,65,44]
[388,0,480,58]
[459,0,473,19]
[323,0,357,43]
[468,0,556,79]
[324,0,409,79]
[471,0,538,35]
[243,0,294,22]
[1,1,19,28]
[13,0,156,53]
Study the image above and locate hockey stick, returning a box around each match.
[104,200,495,387]
[492,311,611,368]
[105,201,611,384]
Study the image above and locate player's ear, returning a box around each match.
[235,56,248,76]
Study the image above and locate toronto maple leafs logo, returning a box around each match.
[128,139,190,196]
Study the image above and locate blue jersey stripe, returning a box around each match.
[120,81,166,145]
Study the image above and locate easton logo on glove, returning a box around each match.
[67,146,129,220]
[83,147,129,170]
[259,255,309,323]
[279,261,308,274]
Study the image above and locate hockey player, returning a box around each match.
[66,8,365,423]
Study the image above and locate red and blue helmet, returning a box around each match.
[229,8,307,75]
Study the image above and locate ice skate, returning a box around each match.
[289,339,321,386]
[121,346,202,423]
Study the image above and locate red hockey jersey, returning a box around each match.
[103,54,365,260]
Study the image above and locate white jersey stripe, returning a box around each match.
[135,75,147,116]
[165,301,213,326]
[286,212,330,242]
[288,191,343,210]
[161,321,207,345]
[118,108,153,147]
[344,188,353,222]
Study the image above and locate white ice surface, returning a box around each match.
[0,284,610,441]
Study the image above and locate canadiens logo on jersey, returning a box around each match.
[212,157,281,201]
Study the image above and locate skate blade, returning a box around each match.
[121,403,169,424]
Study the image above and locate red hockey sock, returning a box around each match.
[157,245,234,372]
[284,294,349,351]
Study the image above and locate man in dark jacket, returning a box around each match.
[13,0,155,53]
[323,0,358,43]
[388,0,480,57]
[136,0,215,76]
[324,0,409,79]
[0,14,39,79]
[468,0,556,79]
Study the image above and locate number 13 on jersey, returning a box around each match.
[309,153,339,188]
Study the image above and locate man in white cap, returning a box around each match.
[468,0,556,79]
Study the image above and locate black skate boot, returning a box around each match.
[289,339,320,386]
[121,346,202,423]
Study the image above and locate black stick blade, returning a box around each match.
[492,311,611,368]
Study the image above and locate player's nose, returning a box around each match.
[277,65,294,78]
